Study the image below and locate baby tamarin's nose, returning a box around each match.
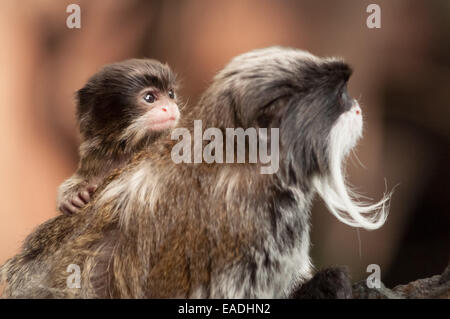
[154,101,180,122]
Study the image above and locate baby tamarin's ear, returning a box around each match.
[57,59,181,215]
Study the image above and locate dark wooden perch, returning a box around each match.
[352,264,450,299]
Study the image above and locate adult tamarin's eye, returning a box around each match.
[168,89,175,99]
[144,92,156,103]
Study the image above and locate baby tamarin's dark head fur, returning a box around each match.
[77,59,179,155]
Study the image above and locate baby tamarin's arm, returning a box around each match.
[57,172,97,215]
[57,146,134,215]
[57,155,119,215]
[56,59,180,214]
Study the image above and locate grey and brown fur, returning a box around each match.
[1,47,373,298]
[57,59,178,214]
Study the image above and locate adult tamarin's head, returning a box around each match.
[76,59,180,153]
[192,46,390,229]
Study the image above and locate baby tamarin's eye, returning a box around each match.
[144,92,156,103]
[168,89,175,99]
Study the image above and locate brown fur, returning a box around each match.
[1,47,361,298]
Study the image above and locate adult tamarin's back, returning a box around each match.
[1,47,390,298]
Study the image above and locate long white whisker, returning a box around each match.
[313,104,391,230]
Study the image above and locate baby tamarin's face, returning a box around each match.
[136,87,179,132]
[77,59,180,150]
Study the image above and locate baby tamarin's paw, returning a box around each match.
[59,185,97,215]
[291,266,353,299]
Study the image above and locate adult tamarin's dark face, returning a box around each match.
[197,47,388,229]
[77,59,180,148]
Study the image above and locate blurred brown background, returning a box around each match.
[0,0,448,287]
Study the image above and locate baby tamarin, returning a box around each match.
[1,47,390,298]
[57,59,180,214]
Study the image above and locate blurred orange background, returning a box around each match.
[0,0,448,287]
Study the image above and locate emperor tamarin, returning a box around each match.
[0,47,390,298]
